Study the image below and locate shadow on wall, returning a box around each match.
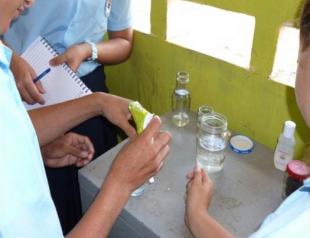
[286,86,310,158]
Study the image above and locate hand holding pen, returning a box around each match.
[10,53,46,105]
[33,68,51,83]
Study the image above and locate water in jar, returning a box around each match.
[196,134,226,173]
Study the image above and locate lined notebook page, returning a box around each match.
[21,36,91,110]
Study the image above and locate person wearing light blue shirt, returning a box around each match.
[0,38,63,238]
[4,0,133,233]
[185,168,310,238]
[184,0,310,237]
[248,179,310,238]
[0,2,171,237]
[0,35,169,237]
[5,0,133,78]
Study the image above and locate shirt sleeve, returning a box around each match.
[108,0,133,31]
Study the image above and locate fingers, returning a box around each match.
[186,168,195,180]
[154,130,171,150]
[186,180,193,191]
[54,155,79,168]
[121,120,137,138]
[35,81,46,94]
[201,169,208,184]
[25,81,45,105]
[49,50,80,72]
[186,165,202,181]
[193,167,203,184]
[20,87,35,104]
[142,116,161,139]
[63,144,89,158]
[75,156,92,167]
[154,145,170,173]
[77,135,95,160]
[50,54,66,66]
[29,65,46,95]
[66,132,95,160]
[17,72,45,104]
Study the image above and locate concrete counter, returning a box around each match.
[79,113,283,238]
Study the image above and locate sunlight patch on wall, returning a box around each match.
[270,26,299,88]
[132,0,151,34]
[167,0,256,69]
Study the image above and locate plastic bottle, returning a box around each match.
[282,160,310,198]
[274,121,296,171]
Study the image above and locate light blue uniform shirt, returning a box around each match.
[4,0,132,77]
[249,179,310,238]
[0,42,63,238]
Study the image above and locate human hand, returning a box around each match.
[11,53,45,104]
[107,116,171,194]
[185,167,214,229]
[49,43,90,72]
[41,132,95,168]
[96,93,137,138]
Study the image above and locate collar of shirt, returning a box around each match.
[0,41,13,68]
[300,178,310,193]
[304,178,310,185]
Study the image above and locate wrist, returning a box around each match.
[187,207,207,227]
[93,92,108,115]
[79,43,93,61]
[83,40,98,61]
[10,52,20,70]
[102,170,132,201]
[188,209,209,236]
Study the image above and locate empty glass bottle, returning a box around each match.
[172,71,191,127]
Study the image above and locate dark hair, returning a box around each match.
[301,0,310,50]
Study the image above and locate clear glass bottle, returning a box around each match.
[197,105,214,129]
[172,71,191,127]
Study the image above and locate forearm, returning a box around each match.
[95,28,133,65]
[74,28,133,66]
[29,93,105,146]
[189,211,235,238]
[66,174,130,238]
[95,37,133,65]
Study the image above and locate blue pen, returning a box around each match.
[33,68,51,83]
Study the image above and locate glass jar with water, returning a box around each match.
[196,113,229,173]
[172,72,191,127]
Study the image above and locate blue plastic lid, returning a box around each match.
[229,135,254,154]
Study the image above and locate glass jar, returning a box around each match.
[196,112,230,173]
[282,160,310,198]
[171,71,191,127]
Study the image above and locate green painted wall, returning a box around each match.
[106,0,309,159]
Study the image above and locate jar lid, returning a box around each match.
[229,135,254,154]
[287,160,310,181]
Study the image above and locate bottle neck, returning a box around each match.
[282,121,296,139]
[176,71,189,90]
[176,81,188,90]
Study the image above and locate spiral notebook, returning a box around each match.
[21,36,91,110]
